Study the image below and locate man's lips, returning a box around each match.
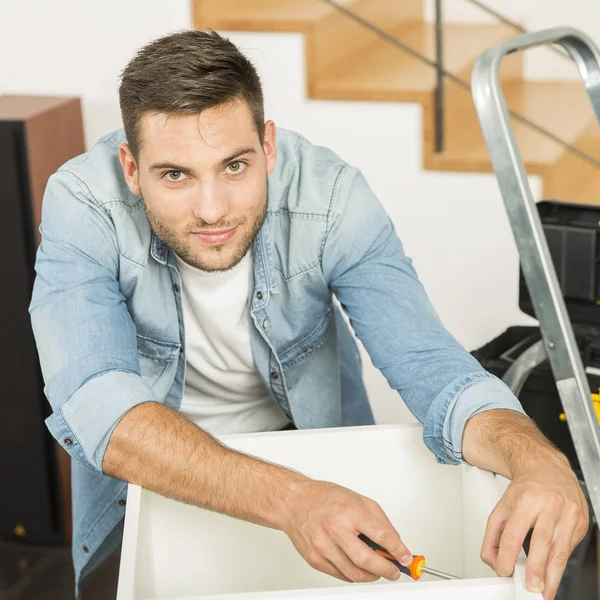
[191,226,237,245]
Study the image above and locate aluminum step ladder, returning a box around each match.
[471,27,600,523]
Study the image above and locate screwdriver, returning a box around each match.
[359,534,460,581]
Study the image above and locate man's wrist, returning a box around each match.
[462,409,568,479]
[271,473,311,531]
[227,447,310,530]
[508,440,571,480]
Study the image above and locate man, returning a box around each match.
[30,29,587,600]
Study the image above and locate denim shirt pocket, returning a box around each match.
[279,308,332,370]
[135,334,180,393]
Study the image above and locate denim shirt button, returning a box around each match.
[256,291,263,300]
[305,346,313,353]
[172,283,180,293]
[119,499,127,507]
[271,371,279,380]
[82,545,89,553]
[262,319,269,330]
[64,438,73,447]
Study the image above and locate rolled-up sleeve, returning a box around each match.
[321,166,525,464]
[30,171,159,474]
[441,374,526,463]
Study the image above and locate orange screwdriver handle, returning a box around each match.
[404,555,426,580]
[358,534,426,580]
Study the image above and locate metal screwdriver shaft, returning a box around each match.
[421,566,460,580]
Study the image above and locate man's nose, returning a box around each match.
[191,185,230,225]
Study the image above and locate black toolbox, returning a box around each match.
[472,199,600,472]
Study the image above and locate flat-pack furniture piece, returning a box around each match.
[117,424,539,600]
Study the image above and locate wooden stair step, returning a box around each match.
[504,81,596,159]
[308,0,424,76]
[575,169,600,205]
[191,1,600,204]
[194,0,336,32]
[194,0,423,34]
[547,122,600,203]
[428,79,597,175]
[312,22,518,102]
[195,0,425,77]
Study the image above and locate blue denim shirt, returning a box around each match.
[29,127,524,595]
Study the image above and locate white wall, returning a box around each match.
[1,1,545,424]
[0,0,193,145]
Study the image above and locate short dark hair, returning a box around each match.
[119,29,265,159]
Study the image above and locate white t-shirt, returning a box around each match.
[175,251,290,434]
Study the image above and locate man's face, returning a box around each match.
[119,100,276,272]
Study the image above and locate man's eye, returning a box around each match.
[166,170,183,181]
[225,161,247,175]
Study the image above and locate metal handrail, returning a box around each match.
[434,0,444,153]
[464,0,571,61]
[463,0,526,33]
[320,0,439,69]
[320,0,600,168]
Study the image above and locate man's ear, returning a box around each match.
[119,143,141,196]
[263,120,277,175]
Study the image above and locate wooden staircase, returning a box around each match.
[193,0,600,204]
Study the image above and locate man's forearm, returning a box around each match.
[462,409,570,478]
[103,402,306,528]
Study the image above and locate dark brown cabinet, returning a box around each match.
[0,96,85,543]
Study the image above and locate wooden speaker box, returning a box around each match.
[0,95,85,544]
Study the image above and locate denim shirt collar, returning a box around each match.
[150,226,277,308]
[150,230,168,265]
[252,223,278,311]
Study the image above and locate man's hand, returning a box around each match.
[481,455,588,599]
[279,479,412,584]
[104,403,410,585]
[462,409,589,600]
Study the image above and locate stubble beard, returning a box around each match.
[144,193,268,273]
